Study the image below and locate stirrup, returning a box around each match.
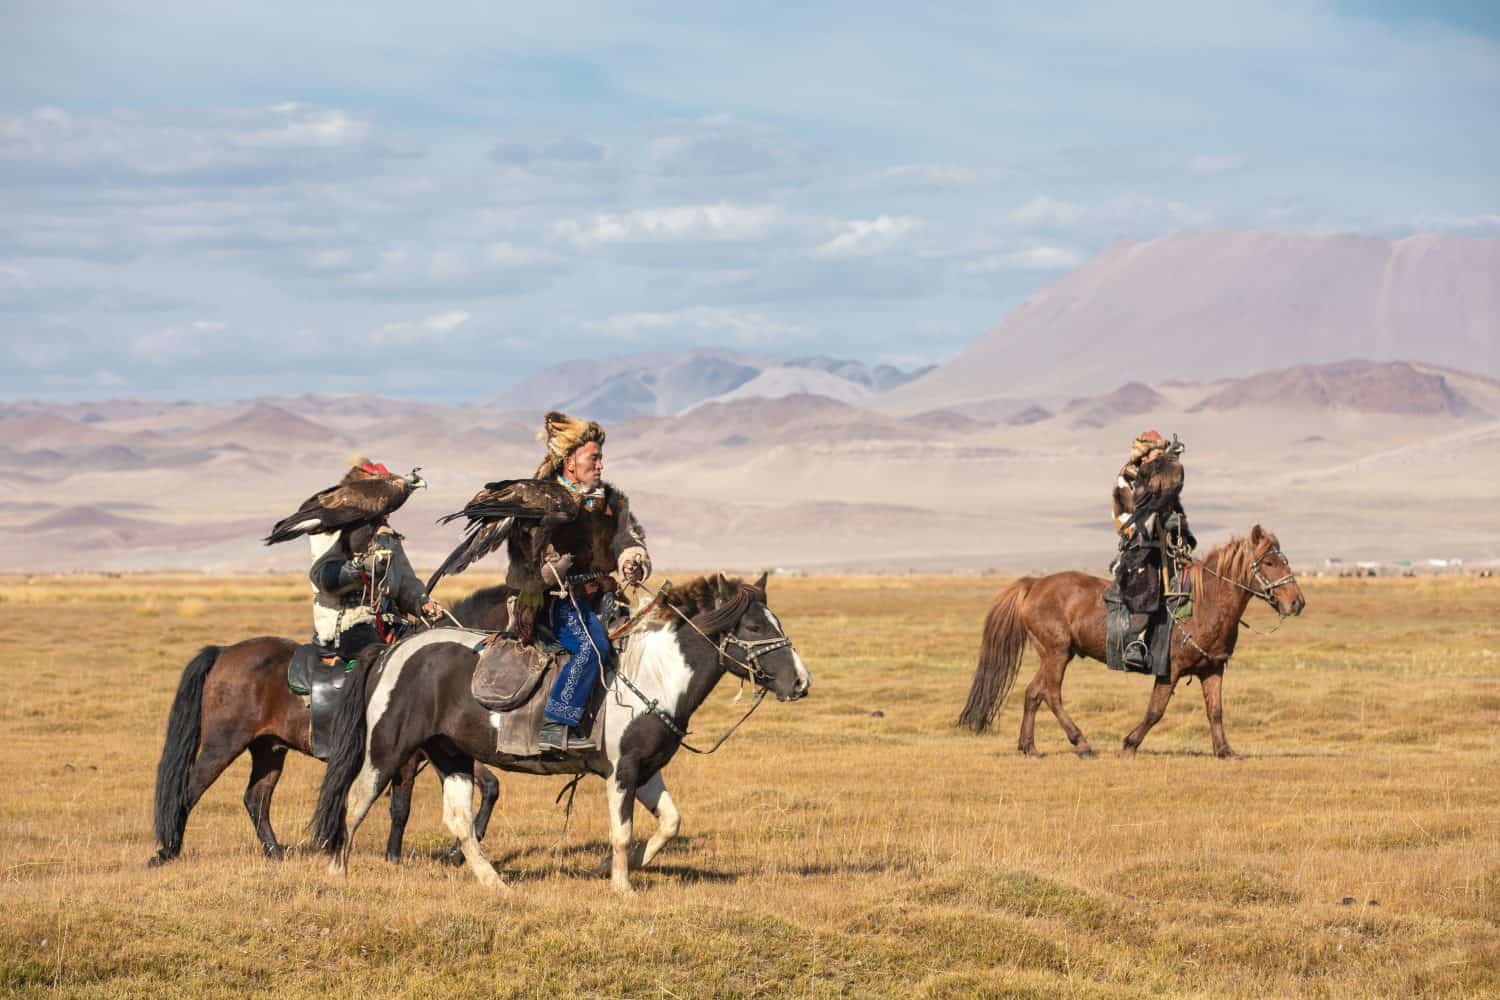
[1123,638,1150,668]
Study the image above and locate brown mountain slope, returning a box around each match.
[1189,360,1477,416]
[881,231,1500,410]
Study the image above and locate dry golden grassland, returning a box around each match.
[1,572,1498,998]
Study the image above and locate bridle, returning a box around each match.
[1175,541,1299,662]
[603,579,797,754]
[1197,543,1298,621]
[718,628,794,684]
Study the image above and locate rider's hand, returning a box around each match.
[622,557,645,584]
[421,600,445,621]
[367,546,393,570]
[543,552,574,585]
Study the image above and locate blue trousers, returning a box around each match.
[545,599,609,727]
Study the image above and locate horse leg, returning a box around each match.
[473,765,500,842]
[1018,669,1045,756]
[1039,650,1095,758]
[425,744,504,890]
[384,756,420,864]
[328,754,392,877]
[606,771,639,894]
[1200,668,1235,758]
[148,729,247,866]
[1122,679,1178,755]
[243,739,288,860]
[631,771,680,869]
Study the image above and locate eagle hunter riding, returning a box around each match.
[1107,430,1196,671]
[264,457,447,752]
[428,412,651,753]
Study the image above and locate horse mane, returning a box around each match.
[657,575,758,634]
[1187,535,1257,595]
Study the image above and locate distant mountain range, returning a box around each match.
[491,350,931,420]
[3,229,1498,572]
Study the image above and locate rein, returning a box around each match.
[552,570,784,756]
[1174,543,1298,662]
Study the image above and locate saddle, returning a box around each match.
[470,630,609,757]
[1101,597,1173,679]
[287,643,355,760]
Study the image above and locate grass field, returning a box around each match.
[2,572,1498,998]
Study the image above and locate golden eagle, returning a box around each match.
[264,467,427,545]
[426,479,578,593]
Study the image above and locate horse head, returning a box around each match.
[1247,525,1305,617]
[694,572,811,702]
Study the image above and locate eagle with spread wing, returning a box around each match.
[426,478,578,593]
[264,466,427,545]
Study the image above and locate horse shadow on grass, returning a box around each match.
[474,836,744,885]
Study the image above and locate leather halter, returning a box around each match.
[1246,545,1298,608]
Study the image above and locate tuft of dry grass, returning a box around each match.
[0,573,1497,997]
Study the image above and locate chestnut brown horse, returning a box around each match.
[149,587,509,867]
[959,525,1304,758]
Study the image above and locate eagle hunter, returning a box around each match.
[264,463,427,545]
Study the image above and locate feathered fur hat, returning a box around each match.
[341,453,391,485]
[1128,429,1165,463]
[533,411,606,479]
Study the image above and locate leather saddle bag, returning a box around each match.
[472,636,555,712]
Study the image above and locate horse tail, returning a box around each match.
[152,645,220,862]
[958,579,1034,732]
[309,654,375,856]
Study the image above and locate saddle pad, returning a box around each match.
[488,663,612,758]
[1104,598,1173,680]
[472,637,557,711]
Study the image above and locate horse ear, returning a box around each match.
[753,570,768,592]
[1250,524,1264,545]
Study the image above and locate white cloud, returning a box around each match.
[131,319,231,360]
[373,309,472,345]
[1187,154,1247,175]
[1009,193,1211,230]
[591,306,808,344]
[230,106,372,150]
[0,104,385,179]
[551,203,783,248]
[1009,196,1087,228]
[870,162,1006,187]
[813,215,922,258]
[966,246,1083,272]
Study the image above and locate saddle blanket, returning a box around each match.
[1103,599,1174,681]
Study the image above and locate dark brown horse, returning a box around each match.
[150,597,506,867]
[959,525,1305,758]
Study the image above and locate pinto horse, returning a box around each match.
[149,592,508,867]
[311,573,812,893]
[959,525,1304,758]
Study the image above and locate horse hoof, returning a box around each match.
[1215,748,1240,760]
[146,851,175,869]
[384,851,403,865]
[263,846,285,862]
[440,848,466,867]
[1076,748,1097,760]
[476,867,507,891]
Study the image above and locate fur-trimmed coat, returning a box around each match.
[308,524,429,646]
[504,480,650,600]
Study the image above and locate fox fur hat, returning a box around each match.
[1128,429,1166,463]
[534,411,606,479]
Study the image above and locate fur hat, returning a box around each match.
[534,411,605,479]
[340,453,390,485]
[1129,429,1165,462]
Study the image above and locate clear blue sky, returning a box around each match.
[2,1,1495,400]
